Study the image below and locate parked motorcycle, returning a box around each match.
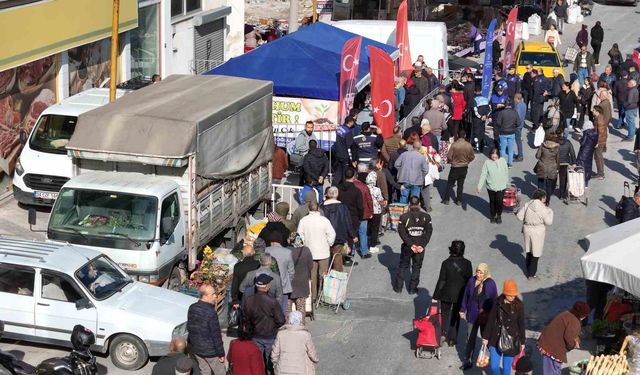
[35,325,97,375]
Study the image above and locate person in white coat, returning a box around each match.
[545,24,562,48]
[516,189,554,280]
[297,200,336,302]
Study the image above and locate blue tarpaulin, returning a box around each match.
[204,22,397,101]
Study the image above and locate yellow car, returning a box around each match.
[514,41,566,79]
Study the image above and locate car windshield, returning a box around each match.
[49,188,157,243]
[75,256,131,300]
[29,114,77,154]
[518,51,560,67]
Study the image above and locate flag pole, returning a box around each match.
[109,0,120,103]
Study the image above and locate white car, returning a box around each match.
[0,237,196,370]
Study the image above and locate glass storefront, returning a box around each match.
[130,4,160,79]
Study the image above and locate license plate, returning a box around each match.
[34,191,58,200]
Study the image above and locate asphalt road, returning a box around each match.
[1,2,639,373]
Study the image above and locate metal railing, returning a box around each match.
[271,183,303,217]
[397,86,439,131]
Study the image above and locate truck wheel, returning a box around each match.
[166,265,182,291]
[110,334,148,370]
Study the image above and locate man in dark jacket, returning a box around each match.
[521,64,534,108]
[590,21,604,65]
[353,167,374,259]
[353,122,384,164]
[403,116,422,140]
[322,186,357,270]
[553,0,568,34]
[619,191,640,223]
[412,66,429,97]
[425,66,440,94]
[338,168,363,263]
[531,69,549,129]
[623,79,639,141]
[302,139,329,199]
[496,102,519,166]
[231,244,260,308]
[433,240,473,345]
[152,337,201,375]
[505,65,522,101]
[393,196,433,294]
[613,70,629,129]
[574,45,595,86]
[243,274,285,375]
[187,285,226,375]
[333,116,358,186]
[537,301,590,375]
[576,24,589,48]
[556,131,576,202]
[550,69,564,100]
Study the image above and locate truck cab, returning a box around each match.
[47,172,186,287]
[13,89,127,206]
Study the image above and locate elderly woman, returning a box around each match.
[271,311,319,375]
[459,263,498,370]
[516,189,554,279]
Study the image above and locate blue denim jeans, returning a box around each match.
[617,101,626,128]
[577,68,589,86]
[253,337,276,375]
[400,183,422,203]
[625,108,638,140]
[515,126,524,158]
[499,134,515,166]
[352,220,369,256]
[313,184,324,204]
[564,118,573,139]
[489,346,514,375]
[474,40,481,55]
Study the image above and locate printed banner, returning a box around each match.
[368,46,395,139]
[395,0,413,75]
[316,0,333,15]
[69,38,112,96]
[481,19,497,98]
[503,7,519,74]
[339,36,362,125]
[272,96,338,151]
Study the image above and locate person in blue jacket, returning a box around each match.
[490,81,509,149]
[332,116,358,186]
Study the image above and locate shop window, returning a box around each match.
[171,0,201,18]
[131,3,160,78]
[0,0,43,10]
[41,272,83,303]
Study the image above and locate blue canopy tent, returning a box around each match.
[204,22,398,100]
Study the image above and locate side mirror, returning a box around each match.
[28,208,37,226]
[75,298,92,310]
[19,131,27,146]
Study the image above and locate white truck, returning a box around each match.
[332,20,449,80]
[34,75,274,288]
[13,89,128,206]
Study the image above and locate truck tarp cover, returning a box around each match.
[66,74,274,179]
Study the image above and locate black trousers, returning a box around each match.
[471,120,486,151]
[526,252,540,277]
[463,320,485,361]
[449,119,462,140]
[332,160,349,186]
[531,102,544,128]
[558,165,569,199]
[441,301,462,341]
[368,214,382,247]
[591,41,602,65]
[538,177,557,206]
[394,243,425,291]
[487,189,505,219]
[444,166,468,203]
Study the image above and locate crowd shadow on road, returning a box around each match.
[512,171,539,200]
[489,234,527,277]
[618,148,637,163]
[378,245,398,290]
[599,195,620,226]
[603,158,635,180]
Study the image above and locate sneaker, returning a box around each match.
[490,217,496,223]
[455,200,462,206]
[408,288,417,295]
[623,137,634,142]
[393,285,403,294]
[362,253,372,259]
[593,175,605,180]
[496,216,502,224]
[515,156,524,162]
[441,200,450,205]
[369,247,380,254]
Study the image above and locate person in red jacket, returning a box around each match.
[227,325,265,375]
[450,81,467,140]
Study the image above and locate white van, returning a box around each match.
[12,89,127,206]
[332,20,449,81]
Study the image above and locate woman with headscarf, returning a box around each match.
[271,311,319,375]
[576,120,599,187]
[432,240,473,347]
[516,189,554,279]
[459,263,498,370]
[482,280,526,375]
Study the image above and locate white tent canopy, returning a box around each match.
[581,218,640,298]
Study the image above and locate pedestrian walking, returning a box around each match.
[574,45,595,86]
[545,24,561,48]
[459,263,498,371]
[287,235,313,320]
[482,280,526,375]
[433,240,473,347]
[623,79,639,141]
[353,168,374,258]
[395,140,429,203]
[381,126,402,164]
[535,133,560,205]
[578,76,595,128]
[477,148,510,223]
[302,139,329,202]
[613,70,629,129]
[516,189,554,279]
[423,99,448,142]
[537,301,591,375]
[393,196,433,294]
[271,311,319,375]
[272,145,288,184]
[576,24,589,48]
[231,244,261,312]
[420,144,441,212]
[514,356,534,375]
[590,21,604,66]
[240,254,284,309]
[513,93,526,161]
[365,171,384,251]
[354,122,383,164]
[531,69,549,129]
[495,102,519,167]
[297,200,335,301]
[265,233,295,314]
[556,130,576,203]
[592,105,608,179]
[608,43,624,74]
[244,274,286,375]
[187,284,226,375]
[553,0,567,34]
[333,116,357,186]
[227,325,265,375]
[559,81,579,138]
[442,130,475,207]
[505,65,522,102]
[472,86,492,152]
[450,82,467,140]
[599,65,616,89]
[576,120,599,187]
[322,186,357,271]
[522,65,534,108]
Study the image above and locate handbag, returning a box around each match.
[497,307,521,356]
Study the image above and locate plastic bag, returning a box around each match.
[476,344,490,368]
[534,126,545,147]
[512,350,525,369]
[228,307,240,328]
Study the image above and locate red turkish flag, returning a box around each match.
[502,7,519,73]
[395,0,413,75]
[368,46,395,139]
[338,36,362,124]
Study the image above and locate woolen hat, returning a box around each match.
[515,356,533,372]
[175,357,193,374]
[502,279,519,296]
[571,301,591,317]
[255,273,273,287]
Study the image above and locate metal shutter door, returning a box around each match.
[193,18,224,74]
